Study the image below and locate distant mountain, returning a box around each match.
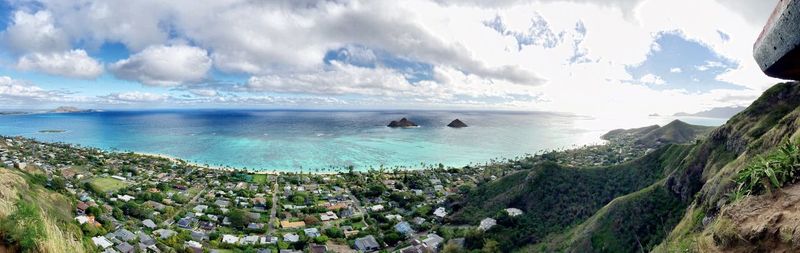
[673,106,745,118]
[49,106,95,113]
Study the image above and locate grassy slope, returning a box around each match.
[655,81,800,252]
[455,82,800,252]
[0,168,89,252]
[535,82,800,253]
[449,144,693,251]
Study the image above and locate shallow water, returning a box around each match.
[0,110,726,171]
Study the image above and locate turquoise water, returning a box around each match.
[0,110,727,172]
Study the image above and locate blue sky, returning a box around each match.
[0,0,780,116]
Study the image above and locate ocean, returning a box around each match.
[0,110,727,172]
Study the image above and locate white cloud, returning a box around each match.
[0,0,781,115]
[0,76,87,106]
[694,61,726,71]
[100,91,169,103]
[17,50,103,79]
[188,89,218,97]
[1,10,69,54]
[109,45,212,87]
[669,67,682,73]
[639,73,665,85]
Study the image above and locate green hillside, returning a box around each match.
[450,82,800,252]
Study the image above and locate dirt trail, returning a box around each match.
[713,183,800,252]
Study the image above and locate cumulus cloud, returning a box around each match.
[17,50,103,79]
[1,10,69,54]
[0,0,781,114]
[109,45,212,86]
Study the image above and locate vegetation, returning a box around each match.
[0,200,47,252]
[89,177,128,193]
[450,144,694,251]
[733,141,800,199]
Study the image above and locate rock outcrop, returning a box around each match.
[387,118,418,128]
[447,119,468,128]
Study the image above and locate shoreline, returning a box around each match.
[7,133,611,175]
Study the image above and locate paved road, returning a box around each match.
[267,176,279,235]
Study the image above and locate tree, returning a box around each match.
[324,227,345,238]
[482,239,500,253]
[442,242,462,253]
[304,215,320,226]
[383,232,404,246]
[228,209,249,229]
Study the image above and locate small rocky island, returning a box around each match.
[447,119,468,128]
[50,106,94,113]
[387,118,419,128]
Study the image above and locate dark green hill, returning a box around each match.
[450,82,800,252]
[635,120,714,146]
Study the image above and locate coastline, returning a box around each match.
[134,151,349,175]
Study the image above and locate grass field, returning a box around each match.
[90,177,128,192]
[252,174,269,184]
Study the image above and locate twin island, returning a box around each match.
[386,118,467,128]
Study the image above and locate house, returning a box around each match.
[115,242,134,253]
[241,235,260,245]
[283,233,300,243]
[394,221,414,235]
[355,235,380,252]
[76,202,89,215]
[215,199,230,208]
[505,208,523,217]
[369,205,384,212]
[91,236,113,249]
[479,218,496,231]
[309,244,328,253]
[114,229,137,242]
[191,230,207,241]
[222,234,239,244]
[304,228,321,238]
[185,241,203,253]
[117,195,135,202]
[193,205,208,213]
[261,236,278,244]
[142,219,157,229]
[433,207,447,218]
[139,233,156,246]
[177,218,193,229]
[320,211,339,221]
[422,234,444,250]
[247,223,265,230]
[154,229,177,239]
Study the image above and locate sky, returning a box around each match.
[0,0,783,117]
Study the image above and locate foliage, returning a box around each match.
[733,141,800,199]
[452,144,693,251]
[1,200,47,252]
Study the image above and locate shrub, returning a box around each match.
[734,141,800,199]
[1,200,47,251]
